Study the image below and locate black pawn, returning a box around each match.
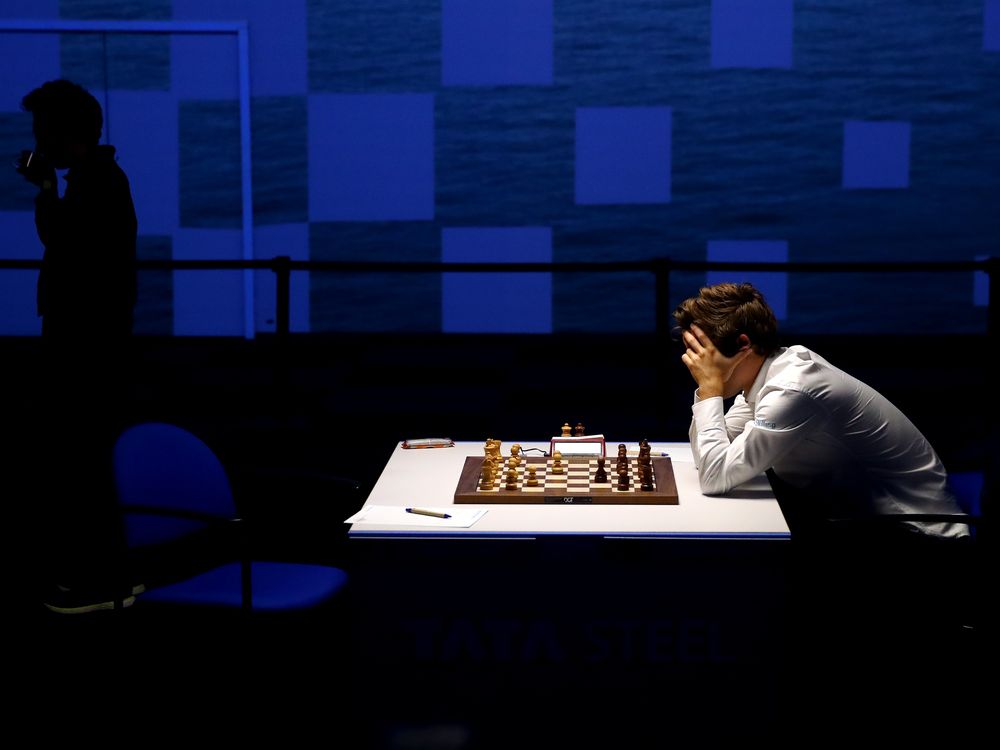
[640,467,654,492]
[594,457,607,483]
[617,467,629,490]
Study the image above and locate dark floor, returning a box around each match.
[1,332,989,748]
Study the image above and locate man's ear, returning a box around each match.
[736,333,752,353]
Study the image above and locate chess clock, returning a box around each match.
[549,434,606,458]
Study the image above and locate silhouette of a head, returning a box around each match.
[22,79,103,168]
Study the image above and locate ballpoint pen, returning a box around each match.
[406,507,452,519]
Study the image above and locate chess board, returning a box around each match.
[454,455,678,505]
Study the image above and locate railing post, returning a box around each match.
[988,257,999,345]
[274,255,291,340]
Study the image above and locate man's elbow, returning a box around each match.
[697,471,731,496]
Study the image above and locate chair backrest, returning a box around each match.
[113,422,236,547]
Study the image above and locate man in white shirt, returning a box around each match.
[675,282,966,539]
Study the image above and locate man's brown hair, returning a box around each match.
[673,282,779,357]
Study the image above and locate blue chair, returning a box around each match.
[113,422,349,612]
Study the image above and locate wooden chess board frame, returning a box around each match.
[454,456,678,505]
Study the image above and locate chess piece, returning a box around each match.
[481,456,497,487]
[511,444,521,458]
[561,423,572,437]
[575,422,585,437]
[551,451,564,474]
[508,453,521,469]
[640,465,654,492]
[638,441,651,463]
[485,438,502,462]
[594,457,607,483]
[526,466,538,487]
[617,467,629,490]
[505,468,518,490]
[618,444,627,457]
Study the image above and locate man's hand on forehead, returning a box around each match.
[680,324,751,399]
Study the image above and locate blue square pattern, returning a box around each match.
[173,0,307,96]
[706,240,788,320]
[60,33,170,92]
[107,91,179,235]
[711,0,793,69]
[308,94,434,221]
[57,1,171,93]
[308,0,440,93]
[59,0,169,19]
[974,256,989,307]
[576,107,671,205]
[442,227,552,333]
[1,1,58,16]
[179,99,241,229]
[172,228,244,336]
[986,0,1000,51]
[252,96,308,225]
[442,0,553,86]
[0,33,60,113]
[842,120,911,189]
[170,34,239,100]
[0,210,42,334]
[254,223,310,333]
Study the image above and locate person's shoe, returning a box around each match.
[57,582,145,595]
[43,587,136,615]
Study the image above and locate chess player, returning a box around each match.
[674,282,967,539]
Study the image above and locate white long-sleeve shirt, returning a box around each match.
[688,345,966,538]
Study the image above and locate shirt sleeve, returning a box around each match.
[725,393,754,441]
[687,391,758,468]
[691,386,826,495]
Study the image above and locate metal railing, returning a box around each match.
[2,257,995,340]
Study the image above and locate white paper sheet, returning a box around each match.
[345,505,488,528]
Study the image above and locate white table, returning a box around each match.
[346,440,792,738]
[348,440,790,539]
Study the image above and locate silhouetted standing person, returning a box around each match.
[19,79,137,339]
[16,79,137,613]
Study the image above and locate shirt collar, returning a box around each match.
[745,349,783,406]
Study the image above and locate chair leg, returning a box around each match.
[240,559,252,612]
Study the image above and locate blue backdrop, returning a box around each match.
[1,0,997,335]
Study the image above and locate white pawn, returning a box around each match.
[550,451,564,475]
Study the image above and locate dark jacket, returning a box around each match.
[35,145,137,340]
